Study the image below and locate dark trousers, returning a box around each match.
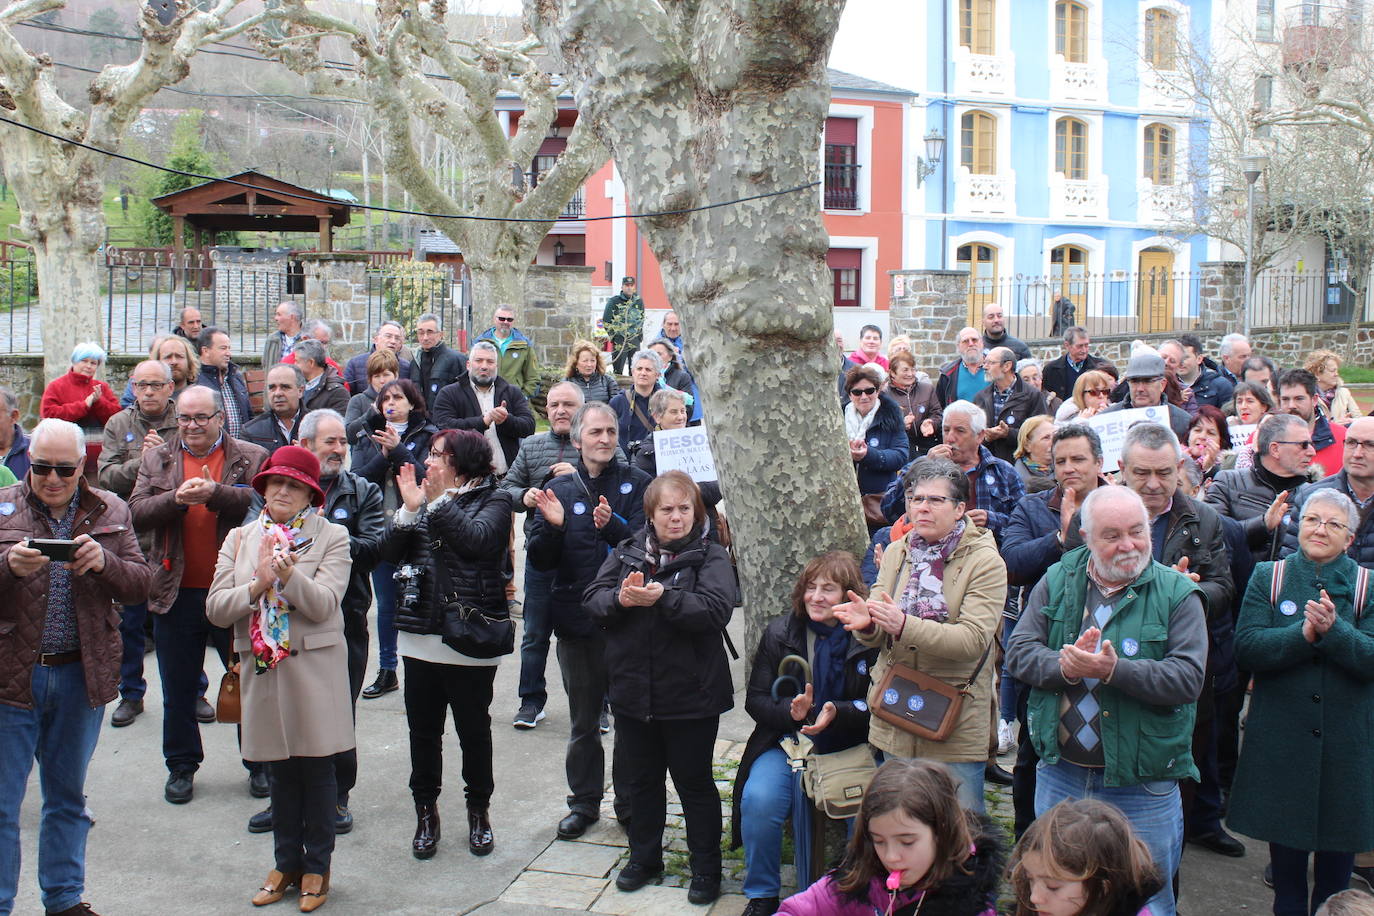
[122,600,210,704]
[610,336,641,375]
[1183,705,1225,837]
[333,606,369,805]
[516,564,554,709]
[1269,843,1354,916]
[615,714,721,876]
[269,756,337,875]
[1012,684,1039,838]
[153,588,230,774]
[1215,672,1248,791]
[556,634,626,819]
[403,658,496,809]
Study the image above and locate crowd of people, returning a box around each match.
[5,292,1374,916]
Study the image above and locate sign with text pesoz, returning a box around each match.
[1081,407,1174,472]
[652,428,718,483]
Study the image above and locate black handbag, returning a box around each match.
[441,602,515,658]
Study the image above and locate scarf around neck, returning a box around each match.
[844,401,880,442]
[900,518,967,623]
[249,506,313,673]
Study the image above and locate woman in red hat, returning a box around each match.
[206,445,354,912]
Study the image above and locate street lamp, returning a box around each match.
[1240,152,1269,338]
[916,128,946,187]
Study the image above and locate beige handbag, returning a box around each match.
[774,654,877,819]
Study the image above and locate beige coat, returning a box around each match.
[206,512,355,762]
[859,523,1006,762]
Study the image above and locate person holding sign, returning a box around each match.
[633,389,726,543]
[1228,381,1275,470]
[582,470,735,904]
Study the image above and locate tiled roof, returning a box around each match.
[827,68,916,98]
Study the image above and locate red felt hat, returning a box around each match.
[252,445,325,506]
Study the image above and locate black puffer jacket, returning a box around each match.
[583,531,735,722]
[729,612,879,849]
[1206,463,1310,559]
[1282,470,1374,566]
[526,458,653,639]
[381,477,513,636]
[347,412,437,513]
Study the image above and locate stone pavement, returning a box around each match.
[11,531,1276,915]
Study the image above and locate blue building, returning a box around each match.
[910,0,1212,335]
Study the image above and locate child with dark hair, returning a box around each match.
[1007,799,1163,916]
[778,759,1004,916]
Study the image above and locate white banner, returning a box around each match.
[1081,406,1175,472]
[1230,424,1257,451]
[652,428,718,483]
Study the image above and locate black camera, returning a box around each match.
[394,563,424,613]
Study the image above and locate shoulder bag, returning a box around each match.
[871,636,995,742]
[773,654,877,819]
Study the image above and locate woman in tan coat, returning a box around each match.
[207,446,353,912]
[834,457,1006,813]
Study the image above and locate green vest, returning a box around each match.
[1028,546,1202,786]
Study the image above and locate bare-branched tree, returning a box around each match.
[526,0,868,647]
[254,0,604,308]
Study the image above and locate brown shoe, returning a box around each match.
[298,873,329,912]
[252,870,301,907]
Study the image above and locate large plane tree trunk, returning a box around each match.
[528,0,867,652]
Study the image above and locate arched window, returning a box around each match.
[960,0,995,54]
[1050,245,1088,299]
[1055,117,1088,180]
[960,111,997,175]
[1144,8,1177,69]
[1143,123,1175,185]
[1055,1,1087,62]
[957,243,1000,314]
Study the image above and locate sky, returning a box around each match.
[464,0,920,94]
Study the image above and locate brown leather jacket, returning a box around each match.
[0,481,152,709]
[129,435,268,614]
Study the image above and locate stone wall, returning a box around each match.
[518,265,597,374]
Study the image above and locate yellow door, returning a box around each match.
[1138,249,1174,334]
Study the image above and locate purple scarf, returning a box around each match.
[899,519,967,622]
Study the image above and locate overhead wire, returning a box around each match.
[0,114,820,224]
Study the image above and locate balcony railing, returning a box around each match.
[823,163,861,210]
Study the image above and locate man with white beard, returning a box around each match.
[1007,485,1207,916]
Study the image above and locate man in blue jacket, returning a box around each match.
[526,401,652,840]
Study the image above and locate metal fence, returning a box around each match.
[363,265,464,347]
[1249,269,1370,329]
[971,271,1211,341]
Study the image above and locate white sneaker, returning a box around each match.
[997,719,1015,756]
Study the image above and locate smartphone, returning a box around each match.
[30,538,80,562]
[291,537,314,556]
[366,411,387,434]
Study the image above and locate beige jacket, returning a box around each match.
[206,512,354,761]
[859,523,1007,762]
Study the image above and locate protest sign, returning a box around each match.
[1081,406,1174,472]
[652,427,718,483]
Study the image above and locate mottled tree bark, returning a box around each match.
[0,0,274,378]
[526,0,867,652]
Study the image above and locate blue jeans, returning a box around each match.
[516,564,554,709]
[373,562,398,672]
[120,602,208,704]
[0,662,105,915]
[741,748,794,899]
[1036,760,1182,916]
[998,615,1018,723]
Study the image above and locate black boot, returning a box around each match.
[412,802,439,859]
[362,669,399,699]
[467,807,494,856]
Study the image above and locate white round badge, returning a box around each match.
[0,502,12,516]
[125,432,135,442]
[869,437,879,447]
[1280,600,1298,617]
[1122,638,1140,657]
[619,482,632,495]
[573,502,587,515]
[332,508,348,520]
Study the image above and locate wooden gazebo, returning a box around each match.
[151,170,352,262]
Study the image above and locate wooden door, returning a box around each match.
[1138,248,1174,333]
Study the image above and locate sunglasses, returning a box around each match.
[495,316,514,323]
[849,387,878,397]
[1275,439,1316,450]
[1085,388,1112,396]
[31,462,80,479]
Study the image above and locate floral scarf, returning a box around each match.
[899,518,967,623]
[249,506,313,673]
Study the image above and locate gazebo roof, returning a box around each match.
[151,170,352,232]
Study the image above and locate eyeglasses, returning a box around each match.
[427,449,448,460]
[30,462,80,479]
[849,387,878,397]
[495,316,514,323]
[1347,438,1374,452]
[1085,388,1112,396]
[1301,516,1350,533]
[1275,439,1316,450]
[1131,376,1164,384]
[905,493,961,506]
[176,411,221,427]
[133,381,169,390]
